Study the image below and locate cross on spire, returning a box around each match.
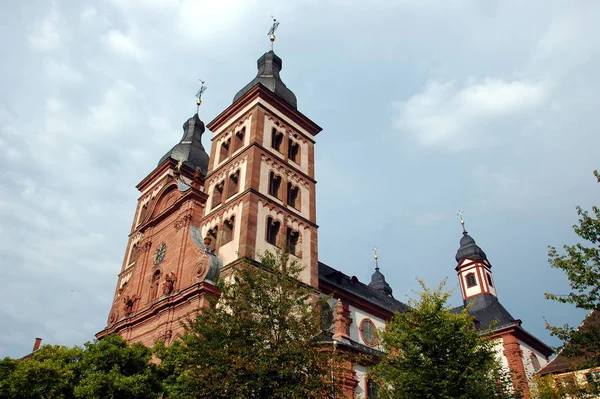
[373,246,379,270]
[195,79,207,112]
[457,210,466,233]
[267,16,280,51]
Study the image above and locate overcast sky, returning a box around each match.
[1,0,599,358]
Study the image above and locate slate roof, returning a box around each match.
[456,231,488,264]
[318,262,409,313]
[158,113,210,176]
[452,294,517,331]
[233,51,298,109]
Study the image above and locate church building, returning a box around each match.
[96,37,552,398]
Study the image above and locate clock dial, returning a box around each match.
[154,242,167,265]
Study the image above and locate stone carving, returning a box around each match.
[155,329,173,344]
[189,225,222,283]
[162,272,177,296]
[109,311,118,324]
[139,240,152,253]
[123,295,140,316]
[174,213,192,230]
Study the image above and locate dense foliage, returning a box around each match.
[546,170,600,367]
[0,334,161,399]
[370,280,520,399]
[532,373,600,399]
[155,250,343,399]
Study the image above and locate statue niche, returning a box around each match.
[149,269,161,301]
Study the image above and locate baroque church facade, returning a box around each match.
[96,47,553,398]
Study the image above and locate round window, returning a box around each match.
[360,319,378,346]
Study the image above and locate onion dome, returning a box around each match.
[158,113,209,176]
[455,231,488,264]
[369,267,393,297]
[233,51,297,109]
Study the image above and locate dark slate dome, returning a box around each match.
[368,268,393,297]
[158,113,209,176]
[232,51,297,109]
[455,232,488,264]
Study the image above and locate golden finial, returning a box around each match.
[457,210,466,233]
[176,159,184,171]
[267,16,280,51]
[195,79,207,113]
[373,247,379,270]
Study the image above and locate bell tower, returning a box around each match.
[96,109,222,346]
[200,49,322,287]
[455,214,497,301]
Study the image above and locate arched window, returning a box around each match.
[287,183,300,209]
[227,170,240,198]
[486,273,493,287]
[232,128,245,152]
[266,217,280,246]
[219,138,230,163]
[286,228,300,256]
[269,172,282,199]
[320,303,333,333]
[466,273,477,288]
[367,379,379,398]
[530,353,541,372]
[212,181,224,208]
[150,269,161,300]
[138,203,149,225]
[129,243,138,265]
[271,128,284,152]
[221,217,234,246]
[288,139,300,164]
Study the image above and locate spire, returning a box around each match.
[158,113,210,176]
[232,19,297,109]
[455,213,488,264]
[158,81,210,175]
[368,247,393,297]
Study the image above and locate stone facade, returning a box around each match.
[97,50,553,399]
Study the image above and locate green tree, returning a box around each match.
[156,250,343,399]
[0,345,82,399]
[531,373,600,399]
[546,170,600,367]
[0,335,162,399]
[370,280,520,399]
[75,334,162,399]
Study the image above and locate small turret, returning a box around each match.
[368,248,393,297]
[158,113,210,176]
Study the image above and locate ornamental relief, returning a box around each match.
[219,112,251,139]
[265,113,308,144]
[209,155,248,184]
[261,155,309,188]
[202,200,242,228]
[138,239,152,253]
[155,329,173,344]
[174,212,192,230]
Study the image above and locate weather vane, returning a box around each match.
[457,210,466,233]
[373,247,379,270]
[267,16,280,51]
[195,79,207,112]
